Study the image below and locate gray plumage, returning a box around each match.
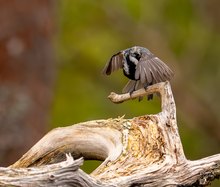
[103,46,174,100]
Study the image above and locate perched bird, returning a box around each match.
[102,46,174,100]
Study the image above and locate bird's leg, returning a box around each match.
[129,81,138,98]
[129,81,144,101]
[144,83,153,100]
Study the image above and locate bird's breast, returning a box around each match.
[123,61,138,80]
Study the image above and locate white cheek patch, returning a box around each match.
[123,60,129,75]
[129,56,139,65]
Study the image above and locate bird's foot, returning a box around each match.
[143,84,149,90]
[128,90,137,100]
[144,85,153,100]
[128,90,134,97]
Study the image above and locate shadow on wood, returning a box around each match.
[0,82,219,186]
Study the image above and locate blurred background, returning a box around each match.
[0,0,220,186]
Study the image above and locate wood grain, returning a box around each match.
[0,82,218,186]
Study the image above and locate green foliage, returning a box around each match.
[163,0,195,56]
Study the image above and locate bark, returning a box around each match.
[0,82,219,186]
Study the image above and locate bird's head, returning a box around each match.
[127,46,144,61]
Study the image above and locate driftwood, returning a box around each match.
[0,81,219,186]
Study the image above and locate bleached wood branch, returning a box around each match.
[0,81,218,186]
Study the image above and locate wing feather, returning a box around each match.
[135,52,174,85]
[102,52,124,75]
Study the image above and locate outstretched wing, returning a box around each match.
[135,52,174,85]
[102,51,124,75]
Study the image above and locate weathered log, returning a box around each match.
[0,81,219,186]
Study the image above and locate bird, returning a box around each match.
[102,46,174,100]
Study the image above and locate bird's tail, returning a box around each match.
[122,80,145,101]
[122,80,140,93]
[122,80,154,101]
